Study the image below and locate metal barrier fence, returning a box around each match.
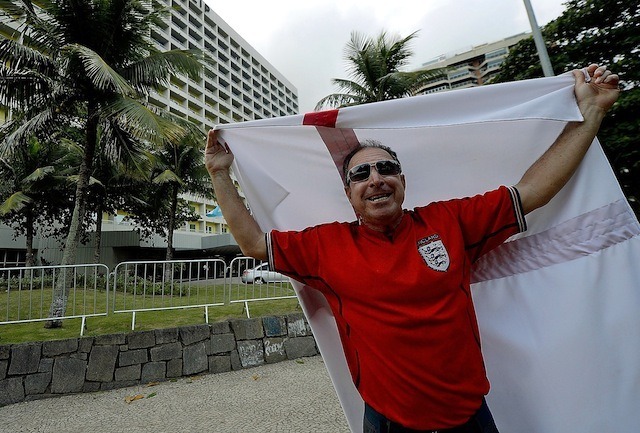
[1,258,299,333]
[227,257,297,318]
[111,258,228,330]
[0,264,110,335]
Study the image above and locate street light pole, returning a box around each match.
[522,0,554,77]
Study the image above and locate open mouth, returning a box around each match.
[367,193,391,202]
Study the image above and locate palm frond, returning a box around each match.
[124,49,203,90]
[103,96,187,145]
[0,107,59,158]
[0,0,62,55]
[152,169,183,186]
[331,78,372,99]
[382,31,419,71]
[345,31,371,58]
[396,69,444,95]
[88,176,103,187]
[319,29,427,107]
[0,0,30,19]
[0,68,56,108]
[0,35,55,73]
[65,174,102,187]
[23,165,54,184]
[344,32,378,85]
[315,93,358,110]
[63,44,135,96]
[98,117,153,176]
[0,191,32,215]
[0,36,59,108]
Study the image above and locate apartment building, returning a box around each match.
[414,33,530,95]
[0,0,299,267]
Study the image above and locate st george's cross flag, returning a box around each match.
[215,72,640,433]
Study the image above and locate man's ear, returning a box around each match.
[401,174,406,189]
[344,185,352,201]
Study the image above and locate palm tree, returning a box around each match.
[0,136,77,266]
[316,30,442,110]
[87,118,154,264]
[149,122,212,263]
[0,0,205,325]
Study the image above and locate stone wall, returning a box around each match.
[0,313,318,406]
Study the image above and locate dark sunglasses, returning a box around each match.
[346,160,402,185]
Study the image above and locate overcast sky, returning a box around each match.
[202,0,568,113]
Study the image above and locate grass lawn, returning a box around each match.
[0,281,301,345]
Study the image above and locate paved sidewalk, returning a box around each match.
[0,356,350,433]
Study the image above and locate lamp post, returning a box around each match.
[522,0,554,77]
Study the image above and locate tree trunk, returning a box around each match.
[25,207,35,267]
[165,183,179,263]
[46,105,99,328]
[163,184,179,282]
[93,203,103,264]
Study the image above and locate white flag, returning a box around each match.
[217,73,640,433]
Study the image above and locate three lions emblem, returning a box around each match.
[417,235,450,272]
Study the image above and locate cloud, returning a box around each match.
[267,7,365,111]
[206,0,567,113]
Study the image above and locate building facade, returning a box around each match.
[413,33,530,95]
[0,0,298,268]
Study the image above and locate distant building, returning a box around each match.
[413,33,530,95]
[0,0,298,268]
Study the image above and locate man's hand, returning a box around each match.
[205,129,234,176]
[573,64,620,118]
[204,128,268,260]
[515,64,620,214]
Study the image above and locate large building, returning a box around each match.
[413,33,530,95]
[0,0,298,268]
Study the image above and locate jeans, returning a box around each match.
[363,399,500,433]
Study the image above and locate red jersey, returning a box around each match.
[267,186,526,429]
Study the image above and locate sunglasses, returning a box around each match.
[346,160,402,185]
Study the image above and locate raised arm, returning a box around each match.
[205,129,267,260]
[515,64,620,214]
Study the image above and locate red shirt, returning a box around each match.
[267,186,526,429]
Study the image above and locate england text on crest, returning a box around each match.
[417,235,450,272]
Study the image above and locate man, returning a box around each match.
[205,64,619,432]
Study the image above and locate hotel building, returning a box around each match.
[413,33,530,95]
[0,0,298,267]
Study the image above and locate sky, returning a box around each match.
[202,0,568,113]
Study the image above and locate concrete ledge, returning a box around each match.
[0,313,318,406]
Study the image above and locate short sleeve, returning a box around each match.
[267,226,323,285]
[442,185,526,262]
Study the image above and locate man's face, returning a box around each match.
[345,147,406,231]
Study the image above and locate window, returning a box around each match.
[486,48,507,60]
[0,250,27,268]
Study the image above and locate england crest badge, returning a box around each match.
[417,235,450,272]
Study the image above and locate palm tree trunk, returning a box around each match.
[25,207,35,267]
[46,104,99,327]
[94,203,103,264]
[165,184,179,262]
[163,184,179,283]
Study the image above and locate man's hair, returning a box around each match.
[342,140,401,185]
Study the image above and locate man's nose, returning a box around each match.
[368,167,384,184]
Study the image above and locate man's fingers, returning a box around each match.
[595,70,619,86]
[584,63,599,77]
[577,68,590,83]
[594,67,608,83]
[577,64,619,87]
[206,129,231,155]
[206,129,217,149]
[601,72,619,84]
